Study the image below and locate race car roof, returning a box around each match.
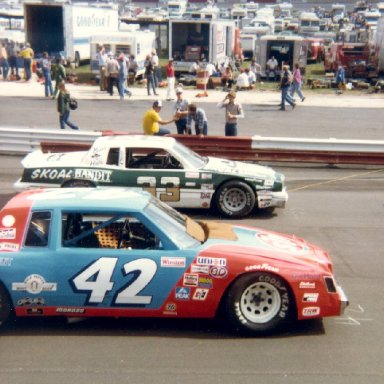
[3,188,151,212]
[94,135,177,150]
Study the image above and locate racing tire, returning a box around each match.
[225,273,293,335]
[61,180,95,188]
[0,284,12,328]
[214,181,255,218]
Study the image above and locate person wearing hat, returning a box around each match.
[217,91,244,137]
[20,42,34,81]
[173,87,189,134]
[117,52,132,100]
[142,100,174,136]
[165,58,176,101]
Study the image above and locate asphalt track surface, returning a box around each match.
[0,82,383,384]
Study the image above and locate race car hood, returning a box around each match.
[203,156,277,183]
[201,222,333,273]
[21,150,88,168]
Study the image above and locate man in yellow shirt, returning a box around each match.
[20,43,34,81]
[142,100,174,136]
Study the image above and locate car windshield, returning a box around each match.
[172,141,207,169]
[144,197,201,249]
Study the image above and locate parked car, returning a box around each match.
[0,188,348,334]
[15,135,288,218]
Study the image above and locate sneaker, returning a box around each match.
[302,97,305,102]
[292,103,296,110]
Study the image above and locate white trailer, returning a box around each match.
[169,19,236,73]
[374,17,384,73]
[24,2,119,65]
[90,30,156,78]
[255,35,308,78]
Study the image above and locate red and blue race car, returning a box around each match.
[0,188,348,334]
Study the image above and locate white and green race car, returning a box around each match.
[15,135,288,218]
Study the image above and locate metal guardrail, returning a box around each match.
[2,127,384,165]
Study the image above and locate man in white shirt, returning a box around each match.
[266,56,279,81]
[236,69,250,90]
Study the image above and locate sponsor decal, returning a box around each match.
[0,256,13,266]
[12,274,57,294]
[299,282,316,289]
[17,297,45,306]
[2,215,15,227]
[302,307,320,317]
[209,266,228,279]
[201,184,213,190]
[200,192,211,199]
[292,273,321,280]
[161,257,186,268]
[175,287,190,300]
[257,233,305,253]
[163,302,178,315]
[0,228,16,240]
[56,307,85,314]
[185,182,196,187]
[46,153,65,162]
[185,172,199,179]
[183,273,199,287]
[201,173,212,180]
[245,263,279,273]
[196,257,227,267]
[303,293,319,303]
[198,276,213,289]
[190,265,210,274]
[31,168,112,183]
[27,308,43,315]
[0,243,19,252]
[193,288,209,301]
[31,168,73,180]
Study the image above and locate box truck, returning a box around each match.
[24,2,119,66]
[169,18,236,73]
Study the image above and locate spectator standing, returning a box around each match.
[217,91,244,136]
[52,57,66,99]
[7,41,19,79]
[142,100,174,136]
[186,103,208,136]
[290,63,305,102]
[117,53,132,100]
[96,45,107,91]
[144,54,158,96]
[128,54,138,84]
[280,65,296,111]
[151,49,159,88]
[165,58,176,101]
[106,52,120,96]
[20,43,34,81]
[335,64,346,90]
[173,87,189,134]
[250,59,261,81]
[221,65,234,90]
[0,42,9,80]
[57,82,78,130]
[41,52,53,97]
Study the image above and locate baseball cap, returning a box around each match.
[176,87,183,94]
[153,100,162,108]
[228,90,236,98]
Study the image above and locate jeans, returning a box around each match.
[118,76,131,99]
[225,123,238,137]
[43,70,53,97]
[281,86,295,109]
[60,111,78,130]
[24,58,32,80]
[154,127,170,136]
[194,121,208,135]
[175,118,188,134]
[9,55,18,76]
[108,76,119,96]
[290,82,304,100]
[1,58,9,80]
[146,73,157,95]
